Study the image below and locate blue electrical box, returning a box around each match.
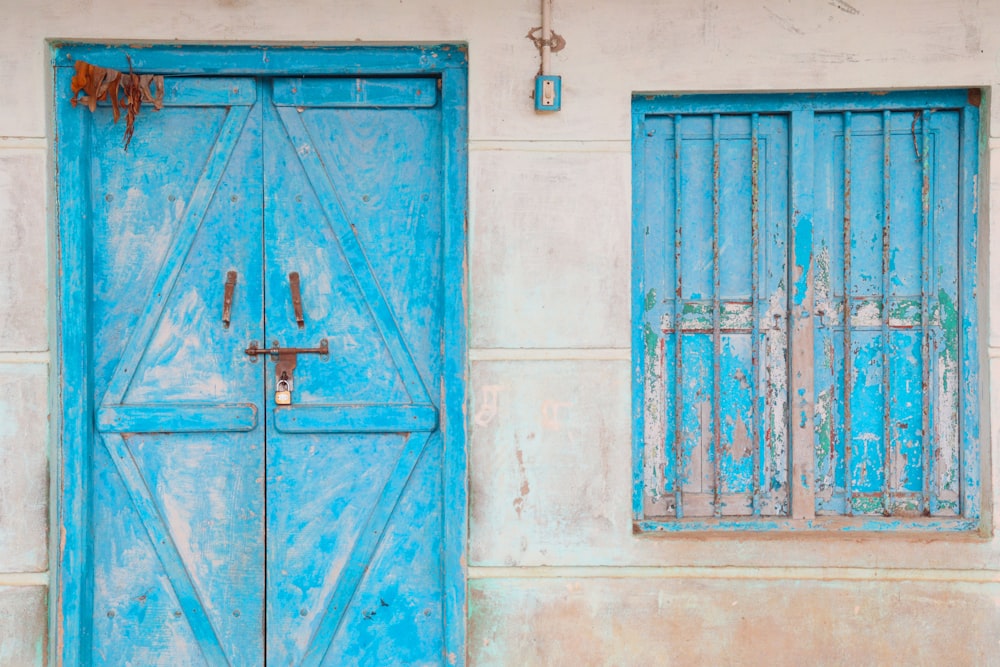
[534,75,562,112]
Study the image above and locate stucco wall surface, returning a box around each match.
[2,0,1000,664]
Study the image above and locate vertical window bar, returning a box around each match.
[672,116,685,518]
[712,114,723,518]
[919,110,933,515]
[750,113,762,516]
[842,111,855,516]
[881,110,894,515]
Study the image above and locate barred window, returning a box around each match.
[632,91,981,531]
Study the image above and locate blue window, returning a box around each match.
[632,91,981,531]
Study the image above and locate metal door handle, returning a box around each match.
[289,271,305,328]
[222,270,237,328]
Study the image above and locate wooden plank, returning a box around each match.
[881,110,894,514]
[438,64,470,667]
[750,113,762,515]
[53,44,469,76]
[53,63,94,667]
[630,94,651,522]
[96,404,258,433]
[759,114,790,517]
[958,101,981,521]
[710,114,723,518]
[93,77,257,107]
[788,108,815,520]
[632,90,973,116]
[920,110,934,514]
[272,404,438,433]
[272,77,437,108]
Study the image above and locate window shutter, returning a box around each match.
[633,91,980,531]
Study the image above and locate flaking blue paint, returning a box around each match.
[633,90,981,531]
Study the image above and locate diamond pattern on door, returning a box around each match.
[72,70,452,666]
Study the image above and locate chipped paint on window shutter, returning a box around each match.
[812,109,964,517]
[640,113,790,519]
[633,91,980,531]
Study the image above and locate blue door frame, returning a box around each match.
[53,44,468,665]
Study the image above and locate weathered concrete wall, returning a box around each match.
[2,0,1000,664]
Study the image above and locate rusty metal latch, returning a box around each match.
[222,270,237,328]
[244,339,329,359]
[289,271,305,328]
[245,339,329,405]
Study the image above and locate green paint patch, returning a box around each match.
[644,288,656,312]
[851,495,885,515]
[936,290,960,394]
[937,289,959,357]
[814,391,832,459]
[682,302,704,315]
[643,322,658,358]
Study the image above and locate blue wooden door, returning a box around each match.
[262,78,447,665]
[83,74,451,665]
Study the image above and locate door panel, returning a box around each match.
[83,70,450,665]
[264,78,445,665]
[90,79,265,664]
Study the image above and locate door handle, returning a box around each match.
[222,270,237,328]
[289,271,305,328]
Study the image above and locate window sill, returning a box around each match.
[633,517,985,535]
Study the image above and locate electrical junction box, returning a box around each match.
[535,75,561,111]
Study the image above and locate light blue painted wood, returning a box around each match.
[55,44,468,665]
[96,404,258,433]
[811,108,967,516]
[439,65,470,667]
[299,432,433,667]
[98,103,252,406]
[84,73,266,664]
[90,76,257,109]
[635,112,789,520]
[273,404,438,433]
[630,105,651,522]
[633,90,981,531]
[53,43,469,76]
[53,63,96,667]
[632,90,974,116]
[263,75,448,665]
[959,104,981,520]
[273,77,438,108]
[271,103,434,405]
[100,433,230,665]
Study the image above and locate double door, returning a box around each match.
[84,74,452,664]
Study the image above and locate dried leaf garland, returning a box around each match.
[70,58,164,151]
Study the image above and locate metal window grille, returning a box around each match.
[632,91,980,531]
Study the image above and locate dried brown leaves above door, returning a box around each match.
[70,59,164,151]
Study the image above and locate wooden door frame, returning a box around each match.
[51,43,469,666]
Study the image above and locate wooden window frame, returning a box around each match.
[631,90,983,533]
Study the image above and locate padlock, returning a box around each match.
[275,379,292,405]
